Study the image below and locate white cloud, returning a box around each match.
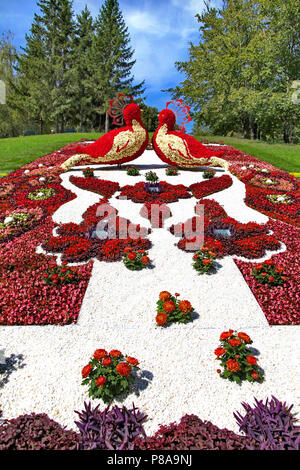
[124,10,171,37]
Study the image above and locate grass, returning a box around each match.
[0,133,102,174]
[0,132,299,175]
[196,135,300,173]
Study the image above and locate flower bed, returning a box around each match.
[189,175,233,198]
[69,175,120,198]
[117,181,192,204]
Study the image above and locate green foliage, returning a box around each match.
[126,166,140,176]
[192,249,216,274]
[170,0,300,143]
[145,171,159,182]
[122,250,150,271]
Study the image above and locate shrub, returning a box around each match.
[0,413,79,450]
[83,167,94,178]
[134,414,257,450]
[203,170,216,179]
[75,402,147,450]
[234,396,300,450]
[81,349,140,403]
[166,168,179,176]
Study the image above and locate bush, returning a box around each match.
[0,413,79,450]
[234,396,300,450]
[134,414,258,450]
[75,402,147,450]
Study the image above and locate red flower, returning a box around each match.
[202,258,212,266]
[102,357,112,367]
[264,259,274,266]
[126,356,139,366]
[127,252,137,260]
[268,276,275,282]
[217,369,221,374]
[220,330,234,340]
[124,246,133,254]
[251,371,259,380]
[141,256,150,265]
[82,364,92,378]
[246,356,257,365]
[109,349,122,357]
[237,332,252,343]
[226,359,241,372]
[116,362,131,376]
[94,349,108,361]
[214,347,226,357]
[159,291,171,301]
[175,293,180,297]
[163,300,176,313]
[228,338,241,347]
[95,376,106,387]
[193,254,199,260]
[156,312,168,326]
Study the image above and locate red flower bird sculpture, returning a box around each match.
[61,103,149,171]
[152,108,229,170]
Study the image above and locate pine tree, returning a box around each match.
[91,0,145,132]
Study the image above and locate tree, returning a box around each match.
[91,0,145,132]
[140,103,159,132]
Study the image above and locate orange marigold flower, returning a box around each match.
[202,258,212,266]
[251,371,259,380]
[159,291,171,301]
[126,356,139,366]
[179,300,192,313]
[82,364,92,378]
[95,376,106,387]
[226,359,240,372]
[163,300,176,313]
[109,349,122,357]
[156,312,168,326]
[127,252,137,260]
[116,362,131,376]
[141,256,150,265]
[228,338,241,347]
[94,349,108,361]
[102,357,112,367]
[237,332,251,343]
[124,246,133,254]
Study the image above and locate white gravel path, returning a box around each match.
[0,150,299,438]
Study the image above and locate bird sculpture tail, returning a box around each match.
[61,153,90,172]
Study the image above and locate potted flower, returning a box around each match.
[166,168,179,176]
[203,170,216,179]
[43,262,81,286]
[145,171,159,183]
[126,166,140,176]
[214,330,264,384]
[192,248,216,274]
[252,260,287,286]
[83,167,94,178]
[156,291,194,326]
[122,247,151,270]
[81,349,140,403]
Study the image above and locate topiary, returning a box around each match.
[75,401,147,450]
[0,413,79,450]
[134,414,258,450]
[234,396,300,450]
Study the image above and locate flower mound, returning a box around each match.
[0,208,45,243]
[234,396,300,450]
[81,349,140,403]
[252,260,287,286]
[189,174,232,198]
[0,413,79,450]
[134,414,257,450]
[75,402,147,450]
[156,292,194,326]
[215,330,264,384]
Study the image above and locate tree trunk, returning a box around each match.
[40,119,43,135]
[105,111,109,133]
[249,115,255,140]
[60,116,65,134]
[56,116,59,134]
[283,122,289,143]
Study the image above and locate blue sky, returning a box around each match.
[0,0,221,132]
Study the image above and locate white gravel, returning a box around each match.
[0,150,299,439]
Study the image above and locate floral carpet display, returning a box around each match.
[0,139,299,451]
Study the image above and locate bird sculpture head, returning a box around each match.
[158,109,176,130]
[123,103,142,126]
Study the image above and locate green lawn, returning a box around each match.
[0,133,102,174]
[0,132,299,175]
[196,135,300,173]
